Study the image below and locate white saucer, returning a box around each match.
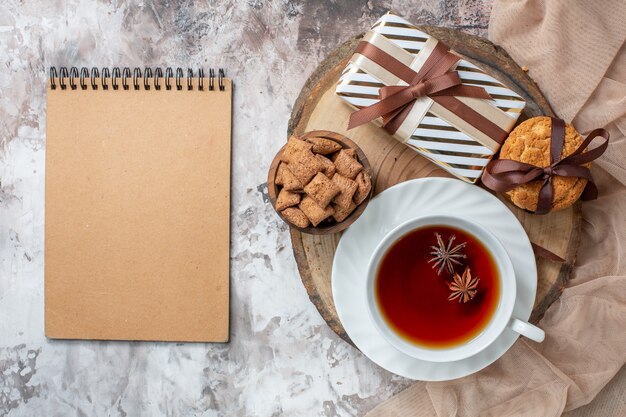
[332,178,536,381]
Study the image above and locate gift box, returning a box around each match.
[335,12,526,183]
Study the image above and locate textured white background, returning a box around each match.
[11,1,604,416]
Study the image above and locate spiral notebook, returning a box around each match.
[45,67,231,342]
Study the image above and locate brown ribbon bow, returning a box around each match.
[482,118,610,214]
[347,41,493,134]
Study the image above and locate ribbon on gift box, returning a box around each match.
[345,31,515,152]
[482,117,610,214]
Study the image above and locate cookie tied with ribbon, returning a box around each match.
[335,12,526,183]
[481,117,609,214]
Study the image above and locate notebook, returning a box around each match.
[45,66,231,342]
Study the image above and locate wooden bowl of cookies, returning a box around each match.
[268,130,372,234]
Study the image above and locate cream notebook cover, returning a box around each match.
[45,67,231,342]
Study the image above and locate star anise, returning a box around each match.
[448,267,480,303]
[428,233,466,275]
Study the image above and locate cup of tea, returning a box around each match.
[365,215,544,363]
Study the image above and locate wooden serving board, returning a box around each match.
[287,28,581,346]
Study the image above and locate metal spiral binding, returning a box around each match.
[176,68,183,90]
[79,67,88,90]
[112,67,121,90]
[49,66,226,91]
[198,68,205,90]
[187,68,193,90]
[154,67,163,90]
[90,68,99,89]
[218,69,225,91]
[133,67,141,90]
[69,67,79,90]
[144,67,152,90]
[59,67,68,89]
[122,67,131,90]
[101,67,110,90]
[165,67,173,90]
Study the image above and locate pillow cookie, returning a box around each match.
[272,135,372,229]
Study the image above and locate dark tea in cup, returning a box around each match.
[374,225,500,348]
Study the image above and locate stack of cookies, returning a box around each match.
[497,117,590,213]
[274,136,372,229]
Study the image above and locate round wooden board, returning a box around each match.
[287,28,582,346]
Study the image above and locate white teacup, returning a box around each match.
[365,215,544,363]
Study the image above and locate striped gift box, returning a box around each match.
[335,13,526,183]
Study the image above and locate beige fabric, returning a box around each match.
[366,1,626,416]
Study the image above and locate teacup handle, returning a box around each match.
[509,318,545,343]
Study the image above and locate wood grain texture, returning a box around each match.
[287,28,581,346]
